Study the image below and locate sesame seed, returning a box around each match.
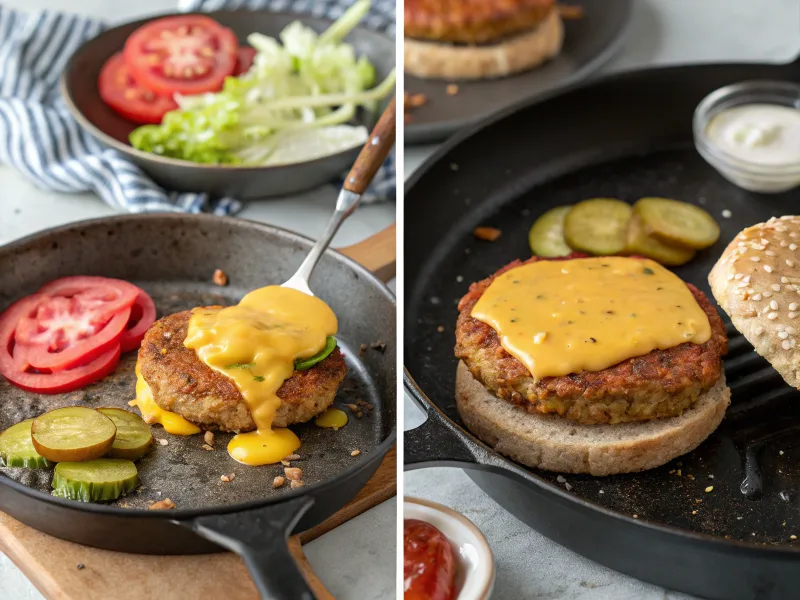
[764,291,773,297]
[765,265,773,273]
[754,326,764,335]
[769,312,779,320]
[792,535,798,541]
[783,340,793,350]
[771,300,779,310]
[722,209,732,218]
[772,284,782,291]
[727,273,734,281]
[762,238,770,245]
[787,326,796,334]
[766,250,776,256]
[779,331,789,339]
[734,273,744,280]
[751,256,760,262]
[788,260,795,267]
[533,332,547,344]
[752,244,765,250]
[783,277,791,283]
[790,303,798,311]
[752,293,762,301]
[791,244,798,251]
[743,276,751,283]
[790,312,798,319]
[705,486,714,493]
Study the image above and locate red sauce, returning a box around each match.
[404,519,456,600]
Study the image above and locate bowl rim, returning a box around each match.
[404,496,496,600]
[59,8,394,172]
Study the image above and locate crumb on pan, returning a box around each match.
[558,4,585,19]
[273,476,286,488]
[370,341,387,353]
[212,269,228,286]
[473,226,502,241]
[290,480,305,489]
[220,473,235,483]
[204,431,215,446]
[351,449,361,457]
[149,498,176,510]
[446,84,459,96]
[284,467,303,481]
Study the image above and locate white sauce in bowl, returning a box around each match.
[706,104,800,166]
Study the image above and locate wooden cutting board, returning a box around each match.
[0,225,397,600]
[0,446,395,600]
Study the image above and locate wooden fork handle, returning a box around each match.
[343,96,397,195]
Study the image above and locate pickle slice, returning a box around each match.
[51,459,139,502]
[295,336,337,371]
[97,408,154,461]
[32,407,116,463]
[563,198,632,255]
[634,197,720,250]
[528,206,572,257]
[0,419,51,468]
[626,215,696,266]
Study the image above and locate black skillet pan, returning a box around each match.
[404,0,632,145]
[0,214,396,599]
[405,57,800,600]
[61,10,394,199]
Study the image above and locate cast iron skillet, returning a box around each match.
[61,11,394,199]
[404,0,632,145]
[405,57,800,600]
[0,214,396,600]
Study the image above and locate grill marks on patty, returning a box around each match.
[138,308,346,432]
[455,256,728,425]
[405,0,556,44]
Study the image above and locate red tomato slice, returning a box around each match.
[36,276,139,321]
[98,52,178,124]
[123,15,239,96]
[0,296,121,394]
[233,46,256,76]
[119,290,156,353]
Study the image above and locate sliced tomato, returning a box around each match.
[36,276,139,322]
[98,52,178,124]
[123,15,239,96]
[233,46,256,76]
[119,290,156,353]
[0,296,122,394]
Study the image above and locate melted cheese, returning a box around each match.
[315,407,348,429]
[184,286,337,466]
[130,365,201,436]
[471,257,712,381]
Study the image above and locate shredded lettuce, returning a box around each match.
[130,0,395,166]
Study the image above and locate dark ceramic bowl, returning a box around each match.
[60,10,395,199]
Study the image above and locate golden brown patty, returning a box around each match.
[405,0,556,44]
[455,256,728,425]
[138,308,347,432]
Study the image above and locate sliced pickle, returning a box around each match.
[0,419,51,468]
[97,408,154,461]
[625,215,696,266]
[32,407,116,463]
[295,336,337,371]
[634,197,720,250]
[563,198,632,255]
[528,206,572,257]
[51,459,139,502]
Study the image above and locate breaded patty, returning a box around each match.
[455,256,728,425]
[138,308,346,432]
[405,0,556,44]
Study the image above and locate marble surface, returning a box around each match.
[404,0,800,598]
[0,1,396,598]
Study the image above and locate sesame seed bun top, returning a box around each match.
[709,215,800,389]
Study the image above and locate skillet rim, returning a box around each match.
[0,212,397,518]
[403,58,800,557]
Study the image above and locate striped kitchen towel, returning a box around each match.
[0,0,395,216]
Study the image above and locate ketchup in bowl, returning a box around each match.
[404,519,456,600]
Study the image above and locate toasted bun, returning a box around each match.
[404,8,563,80]
[455,361,730,476]
[709,216,800,390]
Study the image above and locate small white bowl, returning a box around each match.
[404,497,495,600]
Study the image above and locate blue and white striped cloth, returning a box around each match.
[0,0,395,215]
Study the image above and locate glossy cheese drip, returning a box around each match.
[315,407,348,429]
[471,257,712,381]
[184,286,338,466]
[130,364,201,436]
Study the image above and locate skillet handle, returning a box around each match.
[338,223,396,282]
[404,386,482,469]
[180,496,327,600]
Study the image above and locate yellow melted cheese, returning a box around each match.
[314,407,348,430]
[130,364,201,436]
[471,257,712,381]
[184,286,338,466]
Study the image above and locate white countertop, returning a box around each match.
[0,1,396,599]
[404,0,800,599]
